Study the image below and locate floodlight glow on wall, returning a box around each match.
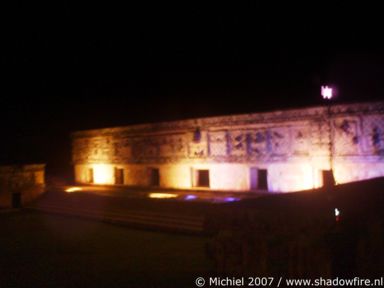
[93,164,113,184]
[321,85,333,99]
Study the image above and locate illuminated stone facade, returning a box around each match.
[72,101,384,192]
[0,164,45,208]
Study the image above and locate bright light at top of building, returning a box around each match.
[321,85,333,99]
[334,208,340,217]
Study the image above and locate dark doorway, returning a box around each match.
[149,168,160,186]
[195,169,210,188]
[258,169,268,190]
[115,168,124,185]
[12,192,22,208]
[87,168,94,184]
[250,168,268,190]
[322,170,335,188]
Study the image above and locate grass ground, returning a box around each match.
[0,211,214,288]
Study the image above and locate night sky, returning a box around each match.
[1,2,383,178]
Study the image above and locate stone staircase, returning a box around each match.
[27,193,205,234]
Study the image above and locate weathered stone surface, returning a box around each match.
[72,102,384,192]
[0,164,45,208]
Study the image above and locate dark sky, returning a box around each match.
[1,2,383,177]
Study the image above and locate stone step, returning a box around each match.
[28,203,204,234]
[34,198,204,222]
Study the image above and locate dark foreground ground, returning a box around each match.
[0,211,213,288]
[2,177,384,287]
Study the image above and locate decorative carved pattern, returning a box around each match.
[229,131,247,156]
[159,135,186,158]
[291,126,309,155]
[270,128,290,156]
[362,114,384,155]
[246,130,268,156]
[71,102,384,164]
[209,131,228,157]
[334,118,360,155]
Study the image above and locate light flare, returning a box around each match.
[185,194,197,200]
[335,208,341,222]
[93,164,113,184]
[65,187,82,193]
[148,193,178,199]
[321,85,333,99]
[223,197,240,202]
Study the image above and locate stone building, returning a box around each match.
[71,101,384,193]
[0,164,45,208]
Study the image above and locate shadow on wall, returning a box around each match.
[0,164,45,208]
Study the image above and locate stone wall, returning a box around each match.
[0,164,45,208]
[72,101,384,192]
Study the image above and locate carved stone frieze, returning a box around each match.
[72,101,384,164]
